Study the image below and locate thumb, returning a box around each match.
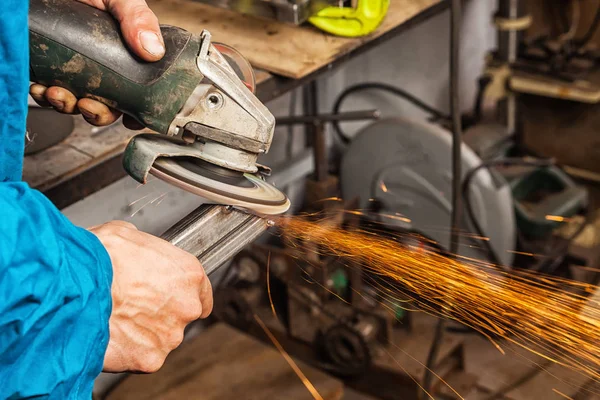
[106,0,165,62]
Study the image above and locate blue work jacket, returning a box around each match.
[0,2,113,398]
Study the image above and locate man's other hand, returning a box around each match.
[29,0,163,128]
[89,221,213,373]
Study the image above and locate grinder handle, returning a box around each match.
[29,0,203,134]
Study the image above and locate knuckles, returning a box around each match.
[179,298,203,322]
[166,330,185,349]
[133,350,167,374]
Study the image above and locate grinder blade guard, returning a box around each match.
[123,31,290,215]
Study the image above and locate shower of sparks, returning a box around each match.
[276,214,600,385]
[128,192,169,217]
[254,314,323,400]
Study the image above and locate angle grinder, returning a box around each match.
[29,0,290,273]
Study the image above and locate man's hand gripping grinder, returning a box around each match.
[29,0,290,276]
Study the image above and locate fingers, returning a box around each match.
[198,271,213,319]
[88,220,138,234]
[29,84,52,107]
[106,0,165,62]
[78,98,122,126]
[107,220,139,230]
[29,84,122,127]
[30,85,79,113]
[46,87,79,113]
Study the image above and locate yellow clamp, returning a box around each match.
[309,0,390,38]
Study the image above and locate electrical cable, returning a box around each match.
[558,0,581,43]
[421,0,462,395]
[472,76,492,125]
[331,82,450,144]
[575,0,600,48]
[462,158,557,266]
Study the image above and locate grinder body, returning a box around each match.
[29,0,276,180]
[28,0,289,217]
[29,0,202,135]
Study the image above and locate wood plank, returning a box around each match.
[107,323,344,400]
[147,0,441,79]
[23,116,134,191]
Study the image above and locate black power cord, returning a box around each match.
[575,0,600,48]
[462,158,557,266]
[421,0,463,395]
[331,82,450,144]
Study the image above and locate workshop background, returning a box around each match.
[23,0,600,399]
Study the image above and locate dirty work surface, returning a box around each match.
[147,0,441,79]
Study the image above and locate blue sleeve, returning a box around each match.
[0,182,113,399]
[0,1,28,183]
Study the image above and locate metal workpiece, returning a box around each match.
[161,204,273,276]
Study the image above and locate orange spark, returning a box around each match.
[552,388,574,399]
[315,197,343,203]
[128,194,151,207]
[380,181,389,193]
[545,215,572,223]
[267,252,277,318]
[254,314,323,400]
[383,348,435,400]
[379,213,412,224]
[507,250,536,257]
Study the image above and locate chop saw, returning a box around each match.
[29,0,290,275]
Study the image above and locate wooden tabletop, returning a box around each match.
[23,0,447,208]
[146,0,441,79]
[106,323,344,400]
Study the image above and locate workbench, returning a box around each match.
[23,0,446,209]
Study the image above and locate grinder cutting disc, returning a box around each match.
[150,157,290,215]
